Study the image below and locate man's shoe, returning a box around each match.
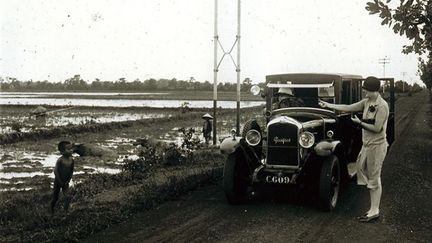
[358,213,380,223]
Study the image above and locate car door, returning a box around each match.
[339,79,362,162]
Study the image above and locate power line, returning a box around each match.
[378,56,390,78]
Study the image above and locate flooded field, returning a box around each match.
[0,91,264,192]
[0,135,150,190]
[0,112,261,192]
[0,91,264,108]
[0,106,175,134]
[0,132,190,192]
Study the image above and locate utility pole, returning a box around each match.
[213,0,242,144]
[213,0,218,145]
[236,0,241,137]
[379,56,390,93]
[401,71,407,93]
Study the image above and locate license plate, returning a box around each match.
[265,175,290,184]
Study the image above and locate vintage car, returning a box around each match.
[220,73,395,211]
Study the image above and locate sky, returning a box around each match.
[0,0,423,85]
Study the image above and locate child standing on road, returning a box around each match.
[50,141,75,214]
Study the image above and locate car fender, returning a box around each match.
[314,140,341,157]
[220,137,243,154]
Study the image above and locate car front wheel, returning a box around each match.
[318,155,340,211]
[223,153,251,205]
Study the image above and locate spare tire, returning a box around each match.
[241,119,262,159]
[241,119,261,137]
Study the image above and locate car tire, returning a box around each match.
[223,153,250,205]
[318,155,340,211]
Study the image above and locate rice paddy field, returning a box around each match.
[0,91,264,192]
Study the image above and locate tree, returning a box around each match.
[64,74,87,90]
[144,78,157,90]
[366,0,432,89]
[419,57,432,89]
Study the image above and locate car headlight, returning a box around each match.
[245,129,261,146]
[299,131,315,148]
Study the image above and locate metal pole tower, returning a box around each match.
[379,56,390,92]
[213,0,242,144]
[213,0,218,145]
[236,0,241,137]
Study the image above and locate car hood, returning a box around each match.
[269,107,337,129]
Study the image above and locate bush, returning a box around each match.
[179,127,202,155]
[180,102,190,113]
[122,157,153,177]
[11,122,23,132]
[122,127,202,174]
[163,142,184,166]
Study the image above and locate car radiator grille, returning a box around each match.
[267,122,299,167]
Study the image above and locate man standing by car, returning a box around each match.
[319,76,389,222]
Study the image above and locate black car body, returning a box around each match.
[220,73,395,210]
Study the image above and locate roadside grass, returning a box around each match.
[0,138,225,242]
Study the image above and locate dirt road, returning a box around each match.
[85,91,432,243]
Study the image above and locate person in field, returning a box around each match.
[50,141,75,214]
[202,113,213,145]
[319,76,389,223]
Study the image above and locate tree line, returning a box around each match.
[0,75,422,93]
[0,76,254,92]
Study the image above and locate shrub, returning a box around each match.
[123,128,202,173]
[179,127,202,156]
[163,142,184,166]
[11,122,23,132]
[122,157,152,177]
[180,102,190,113]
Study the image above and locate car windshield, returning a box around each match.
[271,86,335,110]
